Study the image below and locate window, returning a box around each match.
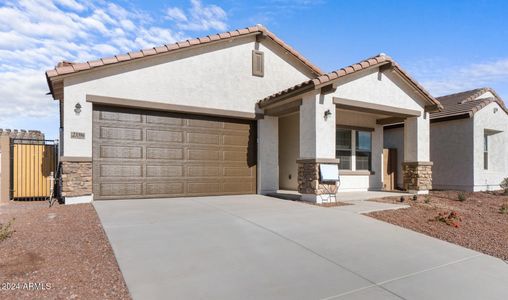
[484,134,488,170]
[356,131,372,170]
[336,128,352,170]
[336,127,373,171]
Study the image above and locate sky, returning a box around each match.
[1,0,507,139]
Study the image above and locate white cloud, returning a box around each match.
[409,58,508,99]
[0,0,230,134]
[166,7,188,22]
[166,0,227,31]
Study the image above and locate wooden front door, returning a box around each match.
[383,148,397,191]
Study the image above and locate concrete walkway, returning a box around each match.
[334,191,410,214]
[95,195,508,300]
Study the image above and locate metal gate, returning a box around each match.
[10,139,59,200]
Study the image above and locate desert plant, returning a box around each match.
[501,178,508,195]
[457,192,467,202]
[399,196,405,203]
[500,203,508,214]
[432,211,462,228]
[424,196,431,204]
[412,195,418,201]
[0,218,15,242]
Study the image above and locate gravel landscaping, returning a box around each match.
[367,191,508,261]
[0,201,130,300]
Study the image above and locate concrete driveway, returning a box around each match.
[94,195,508,300]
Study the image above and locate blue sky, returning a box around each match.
[1,0,507,139]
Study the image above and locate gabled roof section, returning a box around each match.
[431,87,508,120]
[46,24,323,100]
[258,54,442,111]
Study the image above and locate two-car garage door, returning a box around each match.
[92,105,257,200]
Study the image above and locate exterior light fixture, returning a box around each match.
[74,102,82,114]
[324,109,332,120]
[494,107,498,114]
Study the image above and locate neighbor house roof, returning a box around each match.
[257,54,442,111]
[431,87,508,120]
[46,24,323,100]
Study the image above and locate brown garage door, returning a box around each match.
[92,105,257,200]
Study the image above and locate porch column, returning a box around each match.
[403,113,433,194]
[298,92,339,203]
[258,116,279,194]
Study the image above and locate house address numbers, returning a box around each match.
[71,131,85,139]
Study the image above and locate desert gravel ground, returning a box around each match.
[367,191,508,261]
[0,201,130,300]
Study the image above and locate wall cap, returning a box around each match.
[402,161,433,166]
[60,156,92,162]
[296,158,340,164]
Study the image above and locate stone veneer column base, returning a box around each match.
[61,161,92,201]
[297,158,340,204]
[402,161,433,192]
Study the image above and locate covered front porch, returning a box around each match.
[257,54,441,203]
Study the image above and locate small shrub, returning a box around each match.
[424,196,431,204]
[457,192,467,202]
[0,218,15,242]
[412,195,418,201]
[501,178,508,195]
[500,203,508,215]
[399,196,405,203]
[431,211,462,228]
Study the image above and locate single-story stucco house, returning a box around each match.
[385,87,508,192]
[46,25,443,204]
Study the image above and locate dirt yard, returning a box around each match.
[0,201,130,300]
[367,190,508,261]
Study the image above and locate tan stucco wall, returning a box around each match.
[278,113,299,190]
[62,35,314,158]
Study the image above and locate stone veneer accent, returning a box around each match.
[297,159,340,197]
[402,161,433,191]
[61,161,92,197]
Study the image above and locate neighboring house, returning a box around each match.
[46,25,441,204]
[384,87,508,191]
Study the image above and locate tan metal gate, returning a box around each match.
[10,139,58,200]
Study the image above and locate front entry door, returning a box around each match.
[383,148,397,191]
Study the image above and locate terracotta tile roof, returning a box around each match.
[431,87,508,119]
[258,54,442,110]
[46,24,322,80]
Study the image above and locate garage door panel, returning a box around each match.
[100,126,143,141]
[146,165,183,177]
[99,182,144,197]
[99,110,143,123]
[187,166,221,177]
[100,145,143,159]
[223,181,255,193]
[146,182,184,195]
[146,147,184,160]
[187,132,220,145]
[187,182,221,194]
[187,118,222,129]
[187,149,221,161]
[146,129,184,143]
[146,115,183,126]
[224,167,254,177]
[100,164,143,177]
[93,105,256,200]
